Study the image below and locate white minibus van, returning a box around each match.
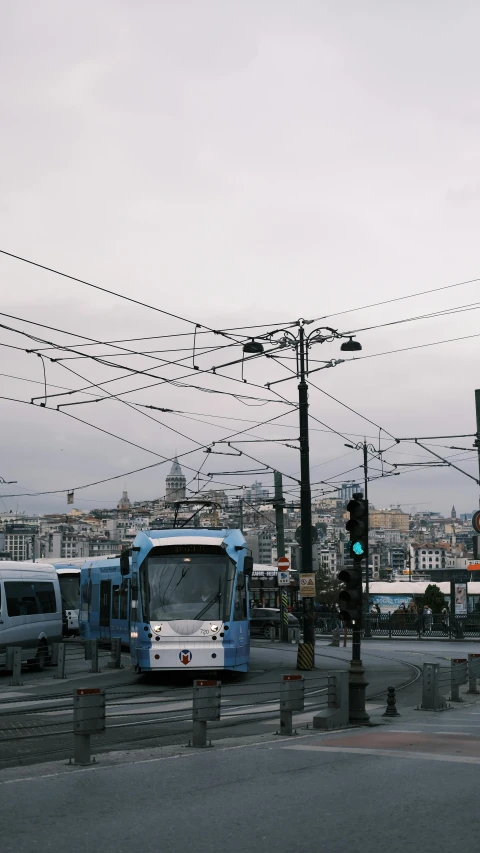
[0,562,63,670]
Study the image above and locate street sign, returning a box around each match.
[277,556,290,571]
[299,573,316,597]
[472,511,480,533]
[278,570,290,585]
[454,583,467,615]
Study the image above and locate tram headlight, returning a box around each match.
[153,626,161,633]
[211,624,219,633]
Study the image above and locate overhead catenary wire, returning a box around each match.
[0,248,256,344]
[308,273,480,324]
[0,323,293,408]
[0,393,299,498]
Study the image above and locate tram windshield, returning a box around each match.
[58,574,80,610]
[140,550,236,621]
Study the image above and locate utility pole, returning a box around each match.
[298,324,316,655]
[475,390,480,507]
[274,471,288,642]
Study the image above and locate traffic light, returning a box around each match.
[338,563,362,624]
[346,495,368,559]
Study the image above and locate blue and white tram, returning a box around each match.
[79,528,252,673]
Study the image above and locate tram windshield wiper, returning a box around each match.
[194,592,221,621]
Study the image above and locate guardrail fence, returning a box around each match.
[467,653,480,694]
[190,679,221,748]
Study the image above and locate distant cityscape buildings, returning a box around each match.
[338,482,361,502]
[0,468,474,591]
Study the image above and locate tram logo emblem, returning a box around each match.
[179,649,192,665]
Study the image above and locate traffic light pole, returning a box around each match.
[341,492,370,723]
[298,324,316,653]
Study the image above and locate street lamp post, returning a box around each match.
[297,323,315,650]
[243,320,364,670]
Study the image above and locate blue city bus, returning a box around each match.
[79,528,252,673]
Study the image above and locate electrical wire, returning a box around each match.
[343,299,480,337]
[344,330,480,363]
[0,323,292,408]
[0,249,247,343]
[308,274,480,324]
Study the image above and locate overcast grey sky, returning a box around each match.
[1,1,480,516]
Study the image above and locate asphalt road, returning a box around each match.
[0,639,418,766]
[1,698,480,853]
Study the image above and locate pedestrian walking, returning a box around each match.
[423,605,433,633]
[441,605,449,635]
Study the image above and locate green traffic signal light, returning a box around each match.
[346,496,368,560]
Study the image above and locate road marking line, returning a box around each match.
[281,745,480,764]
[0,731,318,787]
[434,731,472,736]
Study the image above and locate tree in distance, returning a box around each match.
[423,583,447,613]
[315,566,342,606]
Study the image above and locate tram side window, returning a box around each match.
[112,585,120,619]
[233,574,247,620]
[5,582,38,616]
[119,585,128,620]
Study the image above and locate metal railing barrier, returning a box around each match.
[53,642,67,680]
[450,658,468,702]
[467,653,480,694]
[278,674,304,736]
[330,629,340,647]
[189,679,221,748]
[72,687,106,765]
[420,663,448,711]
[7,646,23,687]
[313,671,349,730]
[107,638,122,669]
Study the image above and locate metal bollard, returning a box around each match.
[7,646,23,686]
[330,629,340,647]
[383,685,400,717]
[54,642,67,680]
[467,653,480,694]
[450,658,467,702]
[288,627,299,644]
[190,679,221,748]
[420,663,447,711]
[108,638,122,669]
[90,639,99,673]
[278,674,304,736]
[72,687,106,765]
[296,642,314,671]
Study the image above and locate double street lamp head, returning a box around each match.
[340,336,362,352]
